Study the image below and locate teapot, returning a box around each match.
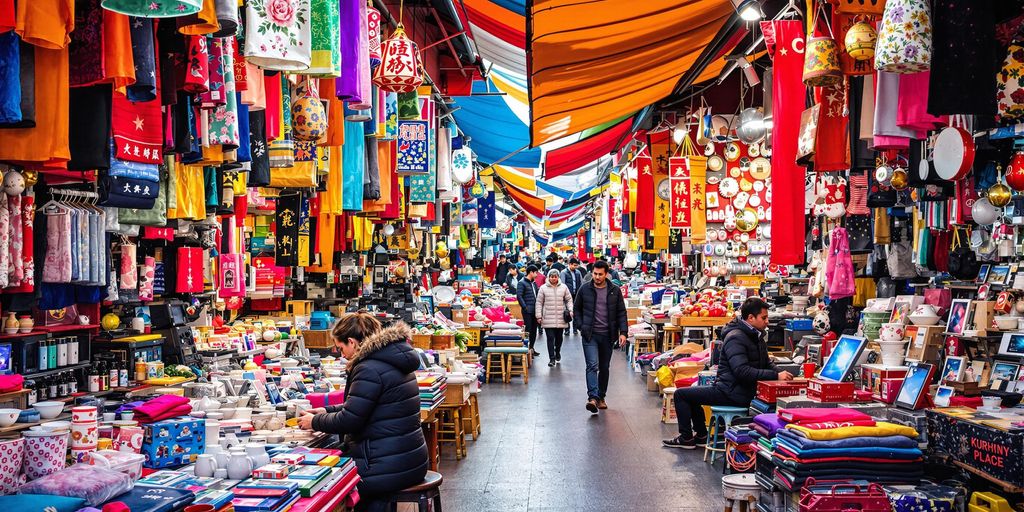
[912,304,938,317]
[193,396,220,413]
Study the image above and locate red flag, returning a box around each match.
[668,156,691,228]
[635,155,655,229]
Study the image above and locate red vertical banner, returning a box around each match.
[621,171,632,232]
[609,196,621,232]
[668,156,691,228]
[635,155,655,229]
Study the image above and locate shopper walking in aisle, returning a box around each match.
[573,260,628,414]
[494,253,511,287]
[517,265,541,358]
[536,269,573,367]
[504,264,521,290]
[561,258,584,336]
[663,298,793,449]
[299,313,428,511]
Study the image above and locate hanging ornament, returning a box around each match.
[844,20,877,61]
[987,165,1013,207]
[372,25,423,93]
[890,168,909,190]
[972,197,1001,225]
[736,108,766,144]
[382,223,395,236]
[367,4,382,68]
[469,181,487,199]
[1007,151,1024,191]
[2,171,24,196]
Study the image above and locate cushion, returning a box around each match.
[0,494,86,512]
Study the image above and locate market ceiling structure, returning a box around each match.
[443,0,763,241]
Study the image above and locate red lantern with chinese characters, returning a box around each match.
[373,25,423,93]
[367,6,382,68]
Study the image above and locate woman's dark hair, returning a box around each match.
[593,260,610,271]
[740,298,770,321]
[332,312,383,344]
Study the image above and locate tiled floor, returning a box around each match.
[437,334,724,512]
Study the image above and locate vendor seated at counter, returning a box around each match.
[663,297,793,449]
[299,313,428,511]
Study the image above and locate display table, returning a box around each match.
[927,408,1024,492]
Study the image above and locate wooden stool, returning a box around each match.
[634,332,657,355]
[483,349,505,383]
[663,325,682,351]
[387,470,443,512]
[506,352,530,383]
[462,392,481,440]
[437,405,466,459]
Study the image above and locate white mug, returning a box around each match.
[195,454,218,477]
[131,317,145,333]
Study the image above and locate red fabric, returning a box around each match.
[634,155,655,229]
[794,420,876,430]
[764,20,805,265]
[773,453,923,465]
[779,407,872,424]
[264,74,282,141]
[133,395,191,423]
[949,395,984,408]
[812,84,850,172]
[0,374,23,393]
[102,502,130,512]
[462,2,524,47]
[234,195,248,226]
[142,227,174,241]
[175,247,205,293]
[545,117,634,179]
[381,159,400,219]
[0,0,13,33]
[112,92,163,164]
[183,36,209,94]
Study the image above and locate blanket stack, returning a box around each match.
[766,408,924,489]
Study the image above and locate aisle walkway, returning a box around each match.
[438,334,723,512]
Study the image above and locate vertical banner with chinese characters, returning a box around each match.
[275,193,300,267]
[635,155,655,229]
[621,172,631,232]
[409,87,437,202]
[608,196,621,232]
[689,157,707,243]
[652,147,670,250]
[479,191,496,228]
[668,156,691,228]
[297,194,312,267]
[396,120,429,174]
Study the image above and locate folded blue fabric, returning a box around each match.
[99,175,159,209]
[774,440,923,460]
[109,155,160,182]
[775,430,919,450]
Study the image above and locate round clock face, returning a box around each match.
[657,178,671,200]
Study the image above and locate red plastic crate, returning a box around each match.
[756,380,809,403]
[806,378,855,402]
[799,479,891,512]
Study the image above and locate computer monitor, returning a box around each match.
[818,335,868,383]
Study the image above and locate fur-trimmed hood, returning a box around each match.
[347,322,419,372]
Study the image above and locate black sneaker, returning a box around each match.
[555,356,561,363]
[586,399,599,414]
[662,435,698,449]
[694,434,709,446]
[548,361,556,367]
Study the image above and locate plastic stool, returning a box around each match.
[703,406,749,465]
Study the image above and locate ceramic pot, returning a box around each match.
[17,316,33,334]
[205,444,229,469]
[878,323,906,342]
[3,313,17,334]
[913,304,939,317]
[244,444,270,469]
[195,454,218,477]
[876,340,907,366]
[71,406,97,423]
[205,420,220,446]
[227,450,253,480]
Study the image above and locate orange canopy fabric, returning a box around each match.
[528,0,732,145]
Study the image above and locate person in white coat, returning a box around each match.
[536,269,573,367]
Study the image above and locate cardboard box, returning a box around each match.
[451,309,470,325]
[141,417,206,468]
[443,382,470,406]
[302,330,333,349]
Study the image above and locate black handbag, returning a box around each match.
[948,228,980,281]
[845,214,874,254]
[867,245,889,278]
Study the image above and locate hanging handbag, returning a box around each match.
[291,78,327,142]
[796,104,821,166]
[803,4,843,87]
[887,239,917,279]
[846,171,870,215]
[998,44,1024,121]
[948,228,980,280]
[875,0,932,74]
[846,214,874,254]
[867,245,889,278]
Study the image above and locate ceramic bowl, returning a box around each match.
[33,401,65,420]
[37,420,71,432]
[908,314,940,326]
[206,412,224,420]
[218,408,236,420]
[983,396,1002,409]
[0,409,19,427]
[995,316,1019,330]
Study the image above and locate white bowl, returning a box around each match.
[218,408,236,420]
[0,409,19,427]
[994,317,1019,330]
[908,314,940,326]
[37,420,71,432]
[33,401,65,419]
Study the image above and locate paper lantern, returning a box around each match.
[367,6,382,68]
[372,26,423,93]
[844,21,877,61]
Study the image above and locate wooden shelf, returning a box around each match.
[23,361,92,380]
[0,331,47,340]
[38,324,100,333]
[0,412,72,436]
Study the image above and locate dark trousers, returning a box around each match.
[672,385,743,437]
[582,332,614,399]
[523,314,539,351]
[545,328,564,359]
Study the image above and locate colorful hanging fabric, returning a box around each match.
[138,256,155,301]
[275,193,301,266]
[668,157,690,229]
[367,5,381,67]
[812,83,850,172]
[6,195,34,293]
[306,0,340,77]
[184,35,210,94]
[69,0,103,87]
[175,246,204,292]
[297,195,312,266]
[127,17,157,102]
[101,0,202,17]
[201,36,227,109]
[341,121,365,210]
[176,0,219,35]
[244,0,312,71]
[212,0,239,37]
[763,19,805,265]
[335,0,363,100]
[208,37,239,147]
[112,91,162,164]
[634,156,654,229]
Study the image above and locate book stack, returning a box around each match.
[417,372,447,411]
[232,480,301,512]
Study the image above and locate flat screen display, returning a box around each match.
[818,335,867,382]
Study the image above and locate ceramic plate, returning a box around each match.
[708,155,725,172]
[749,157,771,180]
[724,142,741,162]
[704,142,716,156]
[748,142,761,157]
[718,178,739,198]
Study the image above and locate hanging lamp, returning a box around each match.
[372,0,423,93]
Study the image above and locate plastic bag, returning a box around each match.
[19,465,134,505]
[656,366,674,388]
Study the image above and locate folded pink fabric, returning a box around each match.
[133,395,191,424]
[778,408,871,425]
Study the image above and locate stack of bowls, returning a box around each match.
[69,405,98,463]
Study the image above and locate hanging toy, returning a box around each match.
[987,165,1013,207]
[3,171,25,196]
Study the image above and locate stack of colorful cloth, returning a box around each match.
[769,408,923,489]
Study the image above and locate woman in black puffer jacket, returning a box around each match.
[299,313,428,511]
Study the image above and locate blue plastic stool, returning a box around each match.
[703,406,748,465]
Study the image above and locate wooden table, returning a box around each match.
[420,408,440,471]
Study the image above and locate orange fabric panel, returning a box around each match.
[529,0,731,145]
[103,10,135,91]
[0,46,70,165]
[15,0,74,49]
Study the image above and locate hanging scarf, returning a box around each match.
[126,17,156,102]
[112,91,162,164]
[7,194,22,286]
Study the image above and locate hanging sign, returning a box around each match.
[608,196,621,232]
[275,194,300,267]
[669,156,691,228]
[478,191,496,229]
[635,156,655,229]
[396,120,429,174]
[689,158,707,243]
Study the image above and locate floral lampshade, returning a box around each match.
[101,0,202,17]
[367,6,382,68]
[372,25,423,93]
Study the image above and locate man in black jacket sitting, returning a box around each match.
[663,298,793,449]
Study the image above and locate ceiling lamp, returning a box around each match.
[731,0,763,21]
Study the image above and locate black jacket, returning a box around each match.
[715,319,780,404]
[494,261,511,286]
[516,277,538,313]
[573,280,628,341]
[312,323,428,496]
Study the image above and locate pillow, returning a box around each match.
[0,494,86,512]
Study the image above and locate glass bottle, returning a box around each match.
[37,340,47,372]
